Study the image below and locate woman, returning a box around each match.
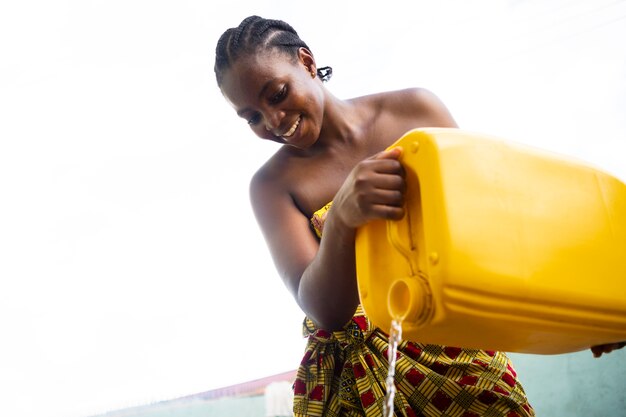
[214,15,621,417]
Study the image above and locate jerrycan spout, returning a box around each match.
[387,275,433,326]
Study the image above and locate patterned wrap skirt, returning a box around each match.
[292,306,535,417]
[296,202,535,416]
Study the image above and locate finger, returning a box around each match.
[591,345,604,358]
[366,188,405,207]
[370,203,405,220]
[362,158,405,175]
[373,146,403,161]
[367,171,406,192]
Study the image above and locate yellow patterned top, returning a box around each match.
[293,202,535,417]
[310,201,333,239]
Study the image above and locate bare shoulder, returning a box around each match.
[373,87,458,128]
[390,87,447,110]
[248,147,309,223]
[249,149,291,209]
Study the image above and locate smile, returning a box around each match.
[281,116,301,138]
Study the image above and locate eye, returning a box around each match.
[247,113,262,126]
[269,85,287,104]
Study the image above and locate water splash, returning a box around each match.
[383,319,402,417]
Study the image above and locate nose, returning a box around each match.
[263,110,284,133]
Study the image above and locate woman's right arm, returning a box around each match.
[249,148,405,331]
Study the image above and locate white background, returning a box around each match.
[1,1,625,417]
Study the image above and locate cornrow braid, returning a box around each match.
[214,15,332,86]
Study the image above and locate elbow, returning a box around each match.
[296,277,359,332]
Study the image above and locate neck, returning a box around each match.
[316,90,368,148]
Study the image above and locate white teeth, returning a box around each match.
[282,116,300,138]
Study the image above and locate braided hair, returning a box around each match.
[214,15,332,86]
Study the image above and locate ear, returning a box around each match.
[298,47,317,78]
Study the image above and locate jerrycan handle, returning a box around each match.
[384,139,433,325]
[385,141,420,276]
[386,212,418,276]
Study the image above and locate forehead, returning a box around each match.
[220,50,299,109]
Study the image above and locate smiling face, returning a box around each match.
[219,47,325,149]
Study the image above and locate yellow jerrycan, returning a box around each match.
[355,128,626,354]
